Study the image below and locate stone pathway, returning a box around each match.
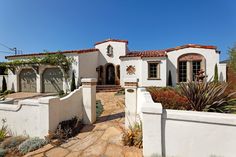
[24,92,143,157]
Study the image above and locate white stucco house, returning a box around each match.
[4,39,227,93]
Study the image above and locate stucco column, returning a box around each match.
[187,61,192,81]
[82,78,97,124]
[124,78,138,128]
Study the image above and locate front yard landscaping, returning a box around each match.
[148,80,236,113]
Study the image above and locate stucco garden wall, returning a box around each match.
[0,78,97,138]
[138,89,236,157]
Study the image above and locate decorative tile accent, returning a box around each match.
[126,65,135,75]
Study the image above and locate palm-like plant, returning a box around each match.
[179,80,236,112]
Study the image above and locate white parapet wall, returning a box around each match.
[140,89,236,157]
[0,78,97,138]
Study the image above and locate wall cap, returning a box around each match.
[81,78,97,83]
[124,78,138,83]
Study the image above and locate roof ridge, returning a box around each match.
[95,39,128,45]
[5,48,98,59]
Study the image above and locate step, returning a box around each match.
[96,85,122,92]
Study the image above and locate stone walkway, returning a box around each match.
[25,92,143,157]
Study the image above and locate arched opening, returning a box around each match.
[106,64,115,85]
[42,67,63,93]
[96,65,104,85]
[178,53,206,82]
[19,69,37,92]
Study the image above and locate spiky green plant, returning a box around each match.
[0,119,8,142]
[179,80,236,112]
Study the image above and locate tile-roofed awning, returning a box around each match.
[5,48,99,59]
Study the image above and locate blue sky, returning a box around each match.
[0,0,235,61]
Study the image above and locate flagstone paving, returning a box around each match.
[24,92,143,157]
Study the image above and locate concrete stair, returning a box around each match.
[96,85,122,92]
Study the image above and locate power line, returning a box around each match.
[0,50,14,54]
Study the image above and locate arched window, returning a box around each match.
[178,53,206,82]
[107,45,113,56]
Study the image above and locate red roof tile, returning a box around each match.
[120,44,217,58]
[120,50,167,58]
[165,44,217,52]
[5,48,99,59]
[95,39,128,45]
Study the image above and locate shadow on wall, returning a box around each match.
[11,83,15,91]
[167,60,177,86]
[220,72,224,81]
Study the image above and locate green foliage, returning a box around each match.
[229,44,236,71]
[0,53,74,75]
[179,80,236,112]
[70,71,76,92]
[122,122,143,148]
[168,70,173,86]
[18,137,47,155]
[96,100,104,117]
[214,64,218,82]
[0,136,27,149]
[0,119,8,142]
[0,148,6,157]
[1,76,7,93]
[58,90,65,97]
[114,88,125,96]
[148,87,189,110]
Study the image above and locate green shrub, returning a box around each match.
[0,119,8,142]
[18,137,47,155]
[70,71,76,92]
[115,88,125,96]
[0,148,6,157]
[1,76,7,93]
[58,90,65,97]
[179,80,236,112]
[214,64,218,82]
[0,136,27,149]
[96,100,104,117]
[122,122,142,148]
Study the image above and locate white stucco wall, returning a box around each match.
[95,41,127,66]
[120,57,167,87]
[140,89,236,157]
[0,78,97,137]
[78,51,98,85]
[167,48,220,86]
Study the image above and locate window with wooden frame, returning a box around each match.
[148,62,161,79]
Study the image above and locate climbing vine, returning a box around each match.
[0,53,74,75]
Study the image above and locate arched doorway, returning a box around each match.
[106,64,115,85]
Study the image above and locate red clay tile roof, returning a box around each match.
[120,44,217,58]
[120,50,167,58]
[95,39,128,45]
[165,44,217,52]
[5,48,99,59]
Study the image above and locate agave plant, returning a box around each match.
[179,80,236,112]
